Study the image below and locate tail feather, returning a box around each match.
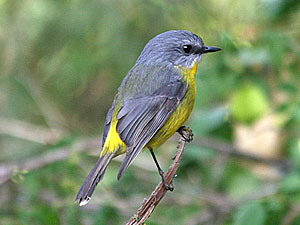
[75,152,114,206]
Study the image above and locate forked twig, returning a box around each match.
[126,137,186,225]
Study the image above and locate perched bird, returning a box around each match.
[76,30,221,206]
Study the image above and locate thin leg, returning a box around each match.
[149,147,173,191]
[177,126,194,143]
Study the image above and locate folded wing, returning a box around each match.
[116,80,187,180]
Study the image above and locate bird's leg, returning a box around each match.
[177,126,194,143]
[149,147,174,191]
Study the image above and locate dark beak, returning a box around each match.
[203,46,221,54]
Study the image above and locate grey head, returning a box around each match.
[136,30,221,69]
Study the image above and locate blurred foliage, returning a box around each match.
[0,0,300,224]
[230,82,269,124]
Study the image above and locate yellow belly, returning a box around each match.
[146,64,197,148]
[102,64,198,156]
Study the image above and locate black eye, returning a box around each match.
[182,45,193,54]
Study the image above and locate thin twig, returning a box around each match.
[0,138,99,185]
[194,137,292,172]
[0,117,64,144]
[0,118,292,186]
[0,137,156,185]
[281,203,300,225]
[126,137,186,225]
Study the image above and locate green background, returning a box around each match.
[0,0,300,224]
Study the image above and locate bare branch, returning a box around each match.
[0,118,292,192]
[0,138,99,185]
[281,203,300,225]
[126,137,186,225]
[0,137,156,185]
[0,117,291,172]
[0,117,64,144]
[194,137,292,172]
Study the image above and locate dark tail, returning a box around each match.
[75,153,114,206]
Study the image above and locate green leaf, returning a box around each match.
[233,202,266,225]
[230,82,269,124]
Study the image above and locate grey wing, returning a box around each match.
[116,80,187,180]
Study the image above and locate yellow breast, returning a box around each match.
[147,63,198,148]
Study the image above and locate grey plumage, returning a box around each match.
[117,80,187,180]
[76,30,220,206]
[75,151,115,206]
[136,30,204,68]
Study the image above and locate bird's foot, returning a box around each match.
[159,170,174,191]
[177,126,194,143]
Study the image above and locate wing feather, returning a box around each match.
[116,80,187,179]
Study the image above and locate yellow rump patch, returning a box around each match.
[100,119,126,157]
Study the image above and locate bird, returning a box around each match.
[76,30,221,206]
